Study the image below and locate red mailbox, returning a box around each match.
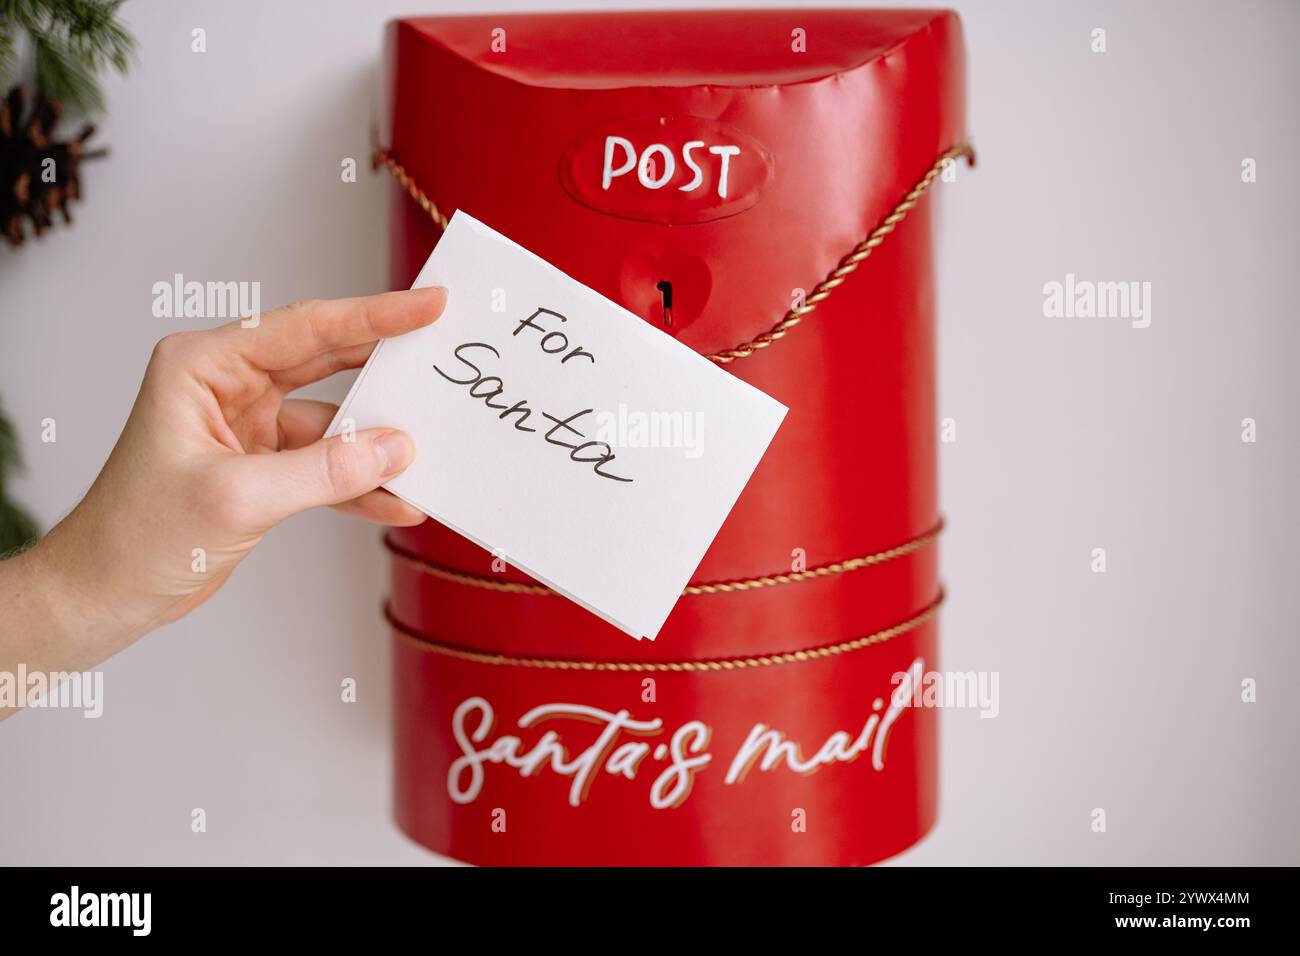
[378,9,969,866]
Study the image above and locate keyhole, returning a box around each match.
[656,280,673,327]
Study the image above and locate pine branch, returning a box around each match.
[52,0,133,74]
[0,26,15,81]
[0,407,39,556]
[0,0,134,113]
[0,403,23,481]
[32,28,100,111]
[0,498,39,557]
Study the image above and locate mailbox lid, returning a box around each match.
[383,8,966,353]
[397,9,957,89]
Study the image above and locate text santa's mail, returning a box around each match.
[328,212,787,640]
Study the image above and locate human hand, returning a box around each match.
[4,287,446,673]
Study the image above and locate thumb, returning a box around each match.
[234,428,416,527]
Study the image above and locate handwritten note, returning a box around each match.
[328,212,786,640]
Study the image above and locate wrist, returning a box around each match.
[28,514,152,668]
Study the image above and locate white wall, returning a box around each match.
[0,0,1296,865]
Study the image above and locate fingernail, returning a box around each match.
[375,431,415,478]
[419,285,448,320]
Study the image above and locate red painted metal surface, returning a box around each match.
[382,9,966,866]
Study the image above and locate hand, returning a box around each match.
[1,287,446,689]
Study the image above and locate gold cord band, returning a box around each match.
[373,143,975,365]
[373,148,451,230]
[388,590,943,671]
[385,518,942,598]
[707,145,974,363]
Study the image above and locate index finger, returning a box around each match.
[228,286,447,370]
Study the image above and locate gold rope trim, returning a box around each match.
[707,145,975,364]
[373,143,975,364]
[374,148,450,229]
[388,590,943,671]
[386,518,942,597]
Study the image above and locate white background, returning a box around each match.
[1,0,1296,865]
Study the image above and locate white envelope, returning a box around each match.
[329,211,787,640]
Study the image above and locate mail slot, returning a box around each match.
[379,8,969,866]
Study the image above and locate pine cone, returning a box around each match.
[1,85,105,247]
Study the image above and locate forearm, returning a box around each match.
[0,521,142,720]
[0,290,439,721]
